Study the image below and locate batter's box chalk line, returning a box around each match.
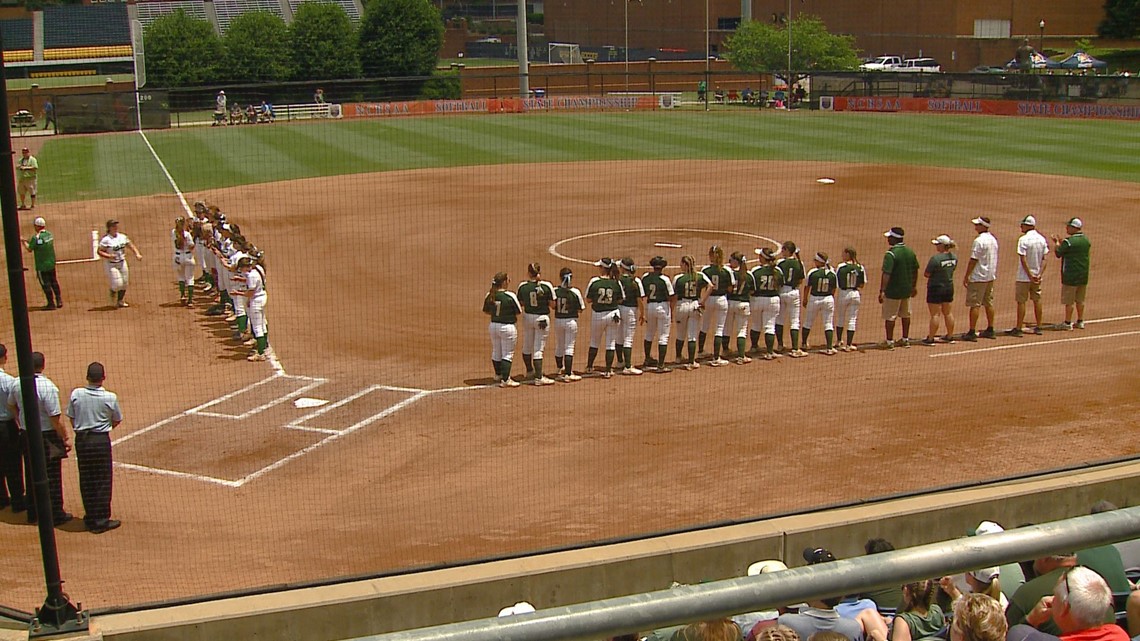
[113,372,487,488]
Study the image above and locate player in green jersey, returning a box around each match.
[776,241,807,357]
[748,247,783,360]
[483,272,523,387]
[698,246,735,366]
[585,258,625,378]
[1051,217,1091,330]
[553,267,586,382]
[616,257,646,375]
[924,235,958,345]
[725,252,755,364]
[641,256,675,373]
[672,255,709,371]
[25,216,61,310]
[801,252,839,355]
[834,247,866,352]
[880,227,920,349]
[517,263,557,385]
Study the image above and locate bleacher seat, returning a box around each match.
[287,0,360,22]
[135,1,210,29]
[0,18,34,51]
[214,0,285,33]
[43,5,130,48]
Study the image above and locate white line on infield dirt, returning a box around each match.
[115,462,241,488]
[56,230,100,265]
[928,330,1140,359]
[1086,314,1140,325]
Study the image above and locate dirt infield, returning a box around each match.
[0,160,1138,611]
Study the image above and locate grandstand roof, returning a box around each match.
[135,0,210,29]
[43,4,130,48]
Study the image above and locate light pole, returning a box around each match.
[1038,19,1045,53]
[624,0,629,92]
[586,58,594,95]
[786,0,793,94]
[704,0,710,111]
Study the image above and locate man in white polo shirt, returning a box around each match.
[1007,215,1049,337]
[962,216,999,342]
[67,362,123,534]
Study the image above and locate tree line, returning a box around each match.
[144,0,444,88]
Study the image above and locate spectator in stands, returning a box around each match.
[229,103,242,126]
[779,549,864,641]
[754,624,801,641]
[862,579,945,641]
[259,100,275,123]
[734,560,789,637]
[1007,567,1128,641]
[860,539,904,610]
[1127,591,1140,637]
[1076,502,1132,595]
[673,619,740,641]
[940,567,1006,609]
[245,103,257,124]
[1008,555,1081,636]
[949,593,1007,641]
[314,88,326,104]
[967,520,1027,599]
[697,80,708,102]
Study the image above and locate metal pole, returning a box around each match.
[786,0,792,94]
[704,0,709,111]
[348,508,1140,641]
[516,0,529,97]
[0,37,86,637]
[624,0,629,92]
[1039,20,1045,53]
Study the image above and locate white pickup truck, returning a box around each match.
[859,56,902,71]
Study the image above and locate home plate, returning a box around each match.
[655,242,683,248]
[816,178,836,184]
[294,397,329,409]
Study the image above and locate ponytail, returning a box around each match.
[843,246,860,267]
[730,252,747,294]
[528,262,540,278]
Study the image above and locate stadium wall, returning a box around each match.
[78,460,1140,641]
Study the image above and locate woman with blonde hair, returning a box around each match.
[698,245,734,366]
[923,235,958,345]
[864,579,945,641]
[672,255,708,370]
[939,567,1006,609]
[834,247,865,351]
[672,619,740,641]
[949,593,1007,641]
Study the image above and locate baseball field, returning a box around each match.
[1,110,1138,613]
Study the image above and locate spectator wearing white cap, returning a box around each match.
[1008,215,1049,336]
[1051,218,1090,330]
[962,217,998,341]
[733,560,789,636]
[967,521,1026,599]
[24,216,62,310]
[940,566,1007,609]
[923,235,958,345]
[16,147,37,210]
[497,601,535,617]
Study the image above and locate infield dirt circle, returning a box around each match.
[0,158,1137,609]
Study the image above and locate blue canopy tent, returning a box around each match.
[1005,51,1059,70]
[1057,51,1108,69]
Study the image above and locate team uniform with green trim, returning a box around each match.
[672,270,709,343]
[802,267,838,333]
[485,289,522,366]
[518,279,556,361]
[641,271,674,346]
[748,264,782,337]
[27,229,61,308]
[698,264,735,340]
[924,253,957,304]
[776,257,805,330]
[835,261,865,332]
[726,269,755,340]
[617,274,645,351]
[586,276,625,351]
[1054,231,1090,308]
[553,285,586,358]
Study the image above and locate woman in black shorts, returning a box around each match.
[923,235,958,345]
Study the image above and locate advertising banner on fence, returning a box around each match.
[343,95,662,119]
[830,96,1140,121]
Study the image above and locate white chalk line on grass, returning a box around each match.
[138,129,192,217]
[929,330,1140,359]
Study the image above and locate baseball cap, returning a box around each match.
[594,257,614,268]
[931,234,953,246]
[497,602,536,617]
[968,520,1004,536]
[1021,215,1037,227]
[33,217,46,227]
[106,218,120,227]
[803,547,836,565]
[21,146,29,152]
[1067,217,1083,229]
[969,567,1000,584]
[883,227,904,239]
[971,216,992,228]
[747,560,788,576]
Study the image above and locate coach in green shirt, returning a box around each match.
[879,227,919,349]
[25,217,62,310]
[1051,217,1090,330]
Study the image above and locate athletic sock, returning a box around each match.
[179,282,186,297]
[623,347,632,368]
[186,285,194,303]
[790,329,800,350]
[675,339,683,360]
[534,359,543,379]
[643,341,652,363]
[604,349,615,371]
[825,329,834,350]
[117,290,126,303]
[564,355,574,375]
[736,337,746,358]
[587,347,598,370]
[686,340,696,363]
[713,337,721,359]
[238,316,248,334]
[750,330,760,351]
[847,330,855,346]
[493,360,501,380]
[555,356,564,371]
[765,334,775,353]
[522,354,533,375]
[255,335,268,354]
[657,344,668,365]
[698,331,707,353]
[501,359,513,379]
[775,324,784,349]
[801,328,811,346]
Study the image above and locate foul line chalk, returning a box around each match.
[929,330,1140,359]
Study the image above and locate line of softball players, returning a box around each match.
[175,201,272,363]
[482,243,867,387]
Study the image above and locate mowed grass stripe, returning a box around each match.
[40,111,1140,203]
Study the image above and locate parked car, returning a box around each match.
[896,58,942,73]
[860,55,903,71]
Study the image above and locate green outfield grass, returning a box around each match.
[36,110,1140,203]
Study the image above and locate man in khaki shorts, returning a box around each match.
[962,216,998,341]
[1008,215,1048,336]
[878,227,919,349]
[1051,217,1090,330]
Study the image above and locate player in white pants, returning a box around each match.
[585,258,625,378]
[552,267,585,382]
[698,246,734,365]
[724,252,754,364]
[172,217,196,305]
[748,247,783,360]
[672,255,708,370]
[235,257,271,362]
[776,241,806,357]
[224,238,250,344]
[640,256,674,373]
[483,272,523,386]
[97,219,143,309]
[834,247,866,352]
[801,252,838,355]
[615,257,645,375]
[517,263,556,385]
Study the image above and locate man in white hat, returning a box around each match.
[16,147,37,210]
[1051,218,1090,330]
[962,216,998,341]
[25,216,62,310]
[1007,215,1048,336]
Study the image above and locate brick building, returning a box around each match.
[546,0,1100,72]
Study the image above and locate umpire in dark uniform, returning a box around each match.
[0,344,27,513]
[7,351,71,525]
[66,362,122,534]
